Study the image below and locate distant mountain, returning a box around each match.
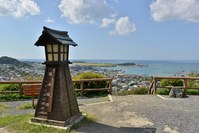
[0,56,30,67]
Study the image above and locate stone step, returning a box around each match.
[37,111,48,116]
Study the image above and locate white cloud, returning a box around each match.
[109,17,136,35]
[100,18,116,27]
[58,0,114,24]
[114,0,119,3]
[0,0,40,18]
[45,17,55,23]
[58,0,136,36]
[150,0,199,22]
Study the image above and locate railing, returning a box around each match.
[0,78,113,95]
[73,78,113,96]
[0,81,42,95]
[148,76,199,94]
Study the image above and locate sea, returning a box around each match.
[21,59,199,77]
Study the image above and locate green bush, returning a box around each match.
[156,88,170,95]
[156,89,199,95]
[73,72,107,96]
[131,87,148,94]
[74,72,106,89]
[113,87,148,96]
[74,72,105,80]
[0,84,20,91]
[186,72,199,88]
[0,94,31,101]
[188,72,199,77]
[160,79,183,86]
[0,84,33,101]
[186,89,199,95]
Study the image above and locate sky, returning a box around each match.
[0,0,199,60]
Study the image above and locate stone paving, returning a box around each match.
[77,95,199,133]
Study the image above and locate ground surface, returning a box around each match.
[78,95,199,133]
[1,95,199,133]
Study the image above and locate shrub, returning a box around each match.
[0,94,31,101]
[0,84,20,91]
[74,72,105,79]
[113,87,148,96]
[185,72,199,88]
[186,89,199,95]
[73,72,107,96]
[160,79,183,86]
[188,72,199,77]
[131,87,148,94]
[156,89,199,95]
[156,88,170,95]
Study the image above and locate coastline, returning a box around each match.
[1,58,199,93]
[19,59,199,76]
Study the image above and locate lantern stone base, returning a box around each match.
[31,112,83,127]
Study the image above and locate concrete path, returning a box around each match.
[77,95,199,133]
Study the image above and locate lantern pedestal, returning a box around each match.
[31,113,83,127]
[31,62,82,127]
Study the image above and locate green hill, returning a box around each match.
[0,56,30,67]
[117,62,136,66]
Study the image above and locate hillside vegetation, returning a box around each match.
[0,56,30,67]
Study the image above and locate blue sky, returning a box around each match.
[0,0,199,60]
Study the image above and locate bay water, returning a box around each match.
[79,60,199,76]
[21,59,199,76]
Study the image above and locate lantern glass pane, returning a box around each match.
[61,53,64,61]
[54,54,58,61]
[48,54,53,61]
[64,54,67,61]
[65,45,67,52]
[47,45,52,52]
[60,45,64,52]
[53,45,58,52]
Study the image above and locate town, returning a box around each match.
[0,57,151,92]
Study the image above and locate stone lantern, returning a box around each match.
[31,26,81,127]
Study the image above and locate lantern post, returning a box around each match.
[31,26,82,127]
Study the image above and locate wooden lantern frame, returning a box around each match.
[31,26,81,127]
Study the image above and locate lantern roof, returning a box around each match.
[34,26,78,47]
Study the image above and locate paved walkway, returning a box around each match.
[0,97,110,116]
[77,95,199,133]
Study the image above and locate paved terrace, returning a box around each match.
[78,95,199,133]
[1,95,199,133]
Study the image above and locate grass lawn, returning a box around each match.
[0,112,97,133]
[0,114,68,133]
[0,103,9,110]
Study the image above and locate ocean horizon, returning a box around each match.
[19,59,199,77]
